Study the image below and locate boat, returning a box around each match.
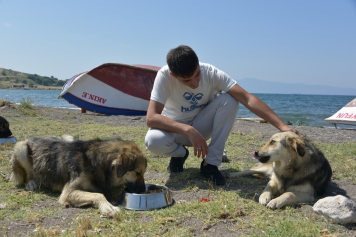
[325,98,356,127]
[59,63,160,116]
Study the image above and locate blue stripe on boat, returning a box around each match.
[61,93,147,116]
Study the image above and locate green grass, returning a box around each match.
[0,114,355,236]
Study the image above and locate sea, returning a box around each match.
[0,89,355,128]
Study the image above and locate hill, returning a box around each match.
[236,78,356,96]
[0,68,66,89]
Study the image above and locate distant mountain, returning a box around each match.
[236,78,356,96]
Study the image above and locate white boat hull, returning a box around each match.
[325,98,356,126]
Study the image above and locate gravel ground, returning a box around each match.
[3,105,355,143]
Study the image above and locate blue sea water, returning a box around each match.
[0,89,355,128]
[0,89,78,109]
[238,93,355,128]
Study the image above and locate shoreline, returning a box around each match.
[0,88,62,90]
[1,98,353,130]
[1,93,355,128]
[1,104,355,144]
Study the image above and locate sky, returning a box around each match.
[1,0,356,90]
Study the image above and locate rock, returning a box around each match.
[313,195,356,224]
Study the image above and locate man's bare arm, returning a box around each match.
[227,85,296,132]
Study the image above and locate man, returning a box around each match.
[145,45,294,185]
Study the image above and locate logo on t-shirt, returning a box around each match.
[183,92,203,105]
[181,92,208,112]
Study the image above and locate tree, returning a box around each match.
[43,80,49,86]
[56,80,66,86]
[27,75,35,80]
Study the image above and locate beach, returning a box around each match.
[1,104,356,235]
[2,104,356,198]
[1,89,355,128]
[2,104,355,144]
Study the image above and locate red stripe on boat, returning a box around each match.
[87,63,159,101]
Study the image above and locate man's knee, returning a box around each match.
[145,130,171,155]
[145,134,159,152]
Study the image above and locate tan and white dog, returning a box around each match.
[230,131,332,209]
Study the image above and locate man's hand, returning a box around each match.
[280,125,300,135]
[186,126,208,159]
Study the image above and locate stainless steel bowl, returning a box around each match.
[120,184,174,210]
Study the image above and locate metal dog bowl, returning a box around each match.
[120,184,174,210]
[0,136,16,145]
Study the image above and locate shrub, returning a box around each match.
[19,98,34,110]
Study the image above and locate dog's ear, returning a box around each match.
[289,137,306,157]
[111,148,131,178]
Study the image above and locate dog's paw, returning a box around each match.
[266,199,284,209]
[60,134,74,142]
[259,193,272,206]
[99,203,121,218]
[25,180,38,191]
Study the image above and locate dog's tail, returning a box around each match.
[229,164,273,179]
[10,140,33,185]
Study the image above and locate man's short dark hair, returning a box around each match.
[166,45,199,78]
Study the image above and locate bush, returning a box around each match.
[19,97,34,110]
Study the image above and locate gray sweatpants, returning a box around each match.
[145,93,239,166]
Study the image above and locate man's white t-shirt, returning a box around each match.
[150,62,237,123]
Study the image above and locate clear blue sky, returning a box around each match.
[1,0,356,90]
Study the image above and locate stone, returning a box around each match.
[313,195,356,224]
